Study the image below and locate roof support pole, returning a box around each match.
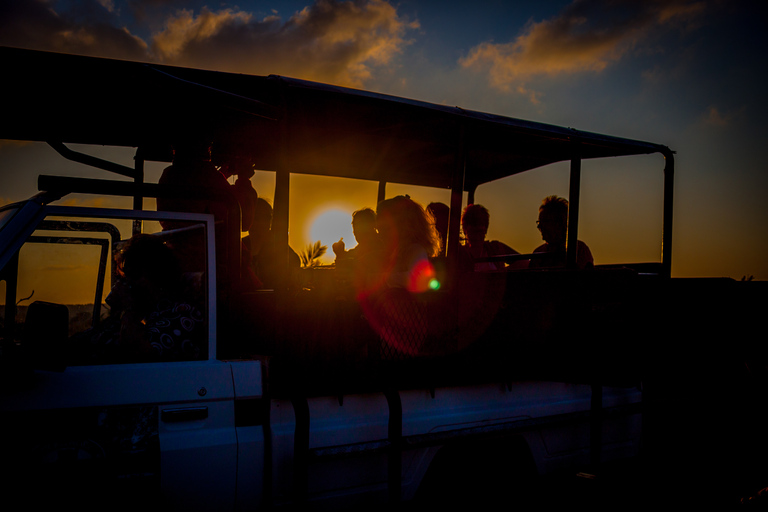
[47,141,136,178]
[273,86,292,292]
[132,150,145,235]
[661,150,675,278]
[447,125,466,263]
[377,181,386,205]
[567,142,582,270]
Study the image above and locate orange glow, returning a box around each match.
[308,208,355,264]
[407,258,436,293]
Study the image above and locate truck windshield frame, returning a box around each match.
[0,205,218,362]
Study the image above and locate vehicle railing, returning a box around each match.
[37,174,241,285]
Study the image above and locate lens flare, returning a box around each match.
[407,258,436,293]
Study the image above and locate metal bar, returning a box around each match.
[133,150,145,235]
[37,174,240,291]
[47,141,136,178]
[272,80,292,292]
[94,238,108,327]
[661,149,675,278]
[567,143,582,270]
[38,175,226,201]
[447,126,466,263]
[472,252,550,264]
[377,181,386,205]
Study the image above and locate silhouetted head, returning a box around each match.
[427,202,449,250]
[461,204,490,248]
[171,138,213,164]
[231,167,258,232]
[537,195,569,246]
[119,234,179,287]
[376,196,438,257]
[110,234,182,315]
[352,208,377,244]
[249,197,273,241]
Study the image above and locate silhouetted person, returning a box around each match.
[373,196,438,291]
[156,138,236,281]
[459,204,521,271]
[157,137,234,231]
[427,202,449,256]
[530,195,593,269]
[359,196,439,358]
[228,162,259,234]
[243,197,300,289]
[332,207,381,267]
[89,234,206,363]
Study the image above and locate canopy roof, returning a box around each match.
[1,46,671,191]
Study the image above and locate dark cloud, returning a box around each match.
[460,0,707,95]
[0,0,417,87]
[150,0,419,86]
[0,0,148,60]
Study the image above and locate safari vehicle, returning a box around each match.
[1,46,765,510]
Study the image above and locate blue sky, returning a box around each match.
[1,0,766,279]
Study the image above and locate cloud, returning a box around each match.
[460,0,707,94]
[701,105,745,127]
[0,0,417,88]
[704,106,729,126]
[0,0,148,60]
[150,0,419,87]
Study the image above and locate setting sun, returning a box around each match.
[308,208,356,264]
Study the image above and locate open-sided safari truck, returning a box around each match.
[1,46,765,509]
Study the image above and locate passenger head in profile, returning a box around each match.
[373,195,438,291]
[426,202,449,256]
[333,207,380,264]
[460,204,521,271]
[531,195,593,269]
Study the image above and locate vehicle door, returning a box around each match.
[0,205,237,511]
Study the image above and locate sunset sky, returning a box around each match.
[1,0,766,280]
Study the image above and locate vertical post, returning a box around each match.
[132,150,145,235]
[377,181,386,205]
[661,150,675,279]
[273,96,292,291]
[447,125,466,263]
[268,77,292,293]
[567,142,581,270]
